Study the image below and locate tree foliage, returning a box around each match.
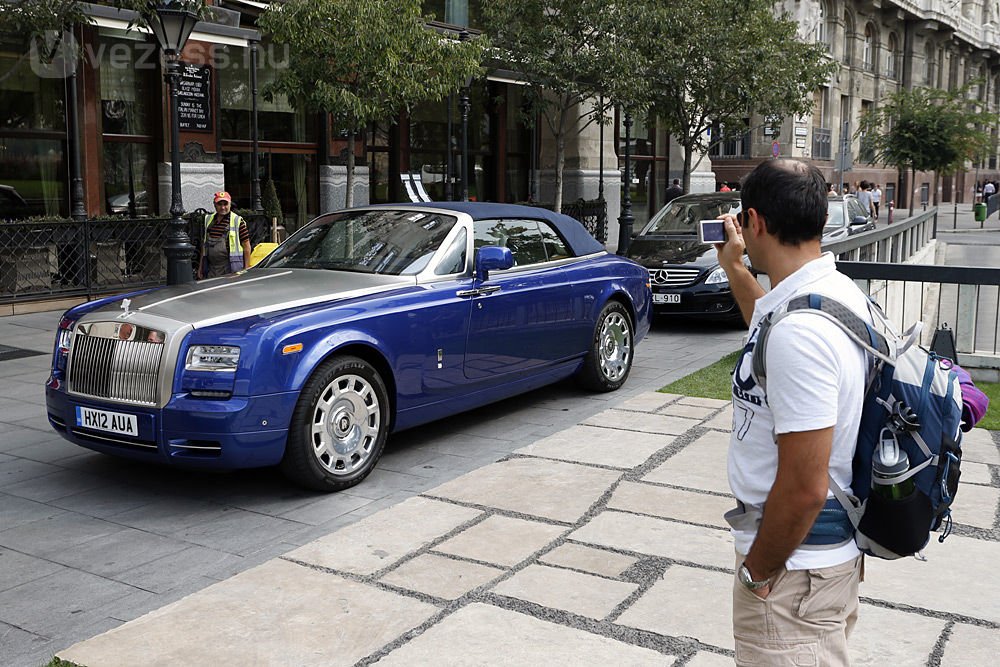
[857,84,995,174]
[260,0,483,206]
[625,0,837,191]
[481,0,642,210]
[857,84,995,213]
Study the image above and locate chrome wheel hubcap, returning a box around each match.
[310,374,381,476]
[599,312,631,381]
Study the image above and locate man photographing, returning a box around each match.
[715,159,870,664]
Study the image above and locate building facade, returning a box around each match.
[710,0,1000,209]
[3,0,997,235]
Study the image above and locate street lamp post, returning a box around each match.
[149,1,200,285]
[459,30,472,203]
[250,40,263,214]
[617,111,634,255]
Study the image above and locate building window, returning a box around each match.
[885,33,899,79]
[98,33,156,217]
[815,2,829,48]
[0,36,67,218]
[842,11,854,65]
[863,25,875,72]
[859,100,874,163]
[924,42,936,86]
[423,1,482,29]
[218,43,317,229]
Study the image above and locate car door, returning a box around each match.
[463,218,591,381]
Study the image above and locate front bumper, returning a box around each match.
[651,285,740,319]
[45,381,299,469]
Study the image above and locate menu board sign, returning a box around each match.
[177,64,211,132]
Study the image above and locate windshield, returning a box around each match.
[260,210,458,275]
[824,202,845,234]
[642,197,741,234]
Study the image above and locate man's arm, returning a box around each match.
[716,216,764,325]
[741,427,833,597]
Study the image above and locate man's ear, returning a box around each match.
[745,208,764,236]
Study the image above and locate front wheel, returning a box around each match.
[576,301,634,392]
[281,355,389,492]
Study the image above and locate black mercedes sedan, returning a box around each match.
[625,193,745,321]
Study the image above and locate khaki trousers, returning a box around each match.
[732,553,862,666]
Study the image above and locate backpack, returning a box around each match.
[752,293,965,560]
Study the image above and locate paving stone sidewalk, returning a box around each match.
[59,392,1000,667]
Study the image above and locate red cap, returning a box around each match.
[213,191,232,204]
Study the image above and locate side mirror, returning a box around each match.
[475,245,514,281]
[851,215,869,226]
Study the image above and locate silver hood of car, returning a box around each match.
[90,268,417,328]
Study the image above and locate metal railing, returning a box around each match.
[824,206,1000,373]
[823,207,936,263]
[838,261,1000,359]
[561,198,608,243]
[0,211,273,304]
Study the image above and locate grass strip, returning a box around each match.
[658,350,739,401]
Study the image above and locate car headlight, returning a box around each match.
[705,267,729,285]
[186,345,240,372]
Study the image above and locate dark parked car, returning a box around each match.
[0,184,34,220]
[626,193,746,320]
[626,192,876,321]
[45,202,652,492]
[107,190,150,216]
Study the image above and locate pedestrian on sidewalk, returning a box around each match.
[197,191,252,279]
[714,159,869,665]
[872,184,882,219]
[664,178,684,204]
[856,180,875,218]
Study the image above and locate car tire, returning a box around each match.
[576,300,634,392]
[280,355,389,492]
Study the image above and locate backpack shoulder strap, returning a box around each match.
[751,294,892,392]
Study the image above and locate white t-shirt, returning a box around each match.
[872,188,882,203]
[728,253,868,570]
[856,189,873,212]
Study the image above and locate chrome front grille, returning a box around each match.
[68,323,165,406]
[648,268,702,287]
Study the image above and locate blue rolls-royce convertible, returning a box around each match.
[45,202,652,491]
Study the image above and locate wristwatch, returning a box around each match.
[738,563,771,591]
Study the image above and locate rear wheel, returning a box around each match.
[576,301,634,392]
[280,355,389,491]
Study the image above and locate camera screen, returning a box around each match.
[699,220,726,244]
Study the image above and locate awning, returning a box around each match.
[83,3,261,48]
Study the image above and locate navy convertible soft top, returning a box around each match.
[404,201,606,257]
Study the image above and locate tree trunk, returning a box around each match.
[554,134,566,213]
[682,145,693,194]
[345,131,356,208]
[909,167,916,217]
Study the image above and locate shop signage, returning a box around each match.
[177,64,212,132]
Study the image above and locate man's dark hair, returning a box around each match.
[672,178,680,185]
[739,159,827,245]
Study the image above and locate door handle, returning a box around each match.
[456,285,502,298]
